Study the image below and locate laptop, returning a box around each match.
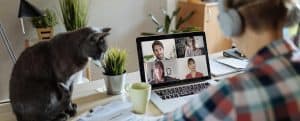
[136,32,217,113]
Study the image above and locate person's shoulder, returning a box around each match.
[219,71,259,93]
[224,56,289,90]
[194,48,204,55]
[253,50,299,76]
[185,73,191,78]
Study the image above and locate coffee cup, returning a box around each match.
[126,82,151,114]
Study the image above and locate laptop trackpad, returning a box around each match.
[150,92,196,114]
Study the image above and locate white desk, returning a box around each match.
[0,52,241,121]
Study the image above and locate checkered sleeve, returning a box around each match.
[162,81,235,121]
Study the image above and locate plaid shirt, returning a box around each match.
[163,39,300,121]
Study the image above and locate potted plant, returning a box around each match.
[31,9,58,41]
[59,0,89,31]
[142,7,200,36]
[101,48,127,95]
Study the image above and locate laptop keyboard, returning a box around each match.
[154,82,210,100]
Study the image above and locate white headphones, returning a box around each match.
[218,0,300,37]
[218,0,243,37]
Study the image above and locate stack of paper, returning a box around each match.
[210,57,249,77]
[76,100,162,121]
[210,60,239,77]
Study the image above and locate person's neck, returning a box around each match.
[239,29,283,58]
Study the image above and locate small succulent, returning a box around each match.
[142,7,200,35]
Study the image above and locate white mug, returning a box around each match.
[126,82,151,114]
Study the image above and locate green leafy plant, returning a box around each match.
[142,7,200,35]
[31,9,58,28]
[101,48,127,75]
[59,0,88,31]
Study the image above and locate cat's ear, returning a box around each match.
[102,28,111,33]
[98,28,111,39]
[94,32,109,41]
[99,32,110,39]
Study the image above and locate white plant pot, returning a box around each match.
[104,73,127,95]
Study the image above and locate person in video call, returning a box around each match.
[152,61,165,84]
[163,0,300,120]
[185,36,203,57]
[185,58,203,79]
[152,40,169,61]
[151,61,178,84]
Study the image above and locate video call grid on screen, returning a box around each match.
[137,32,211,86]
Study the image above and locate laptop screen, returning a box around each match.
[136,32,211,88]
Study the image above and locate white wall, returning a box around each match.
[0,0,171,101]
[0,0,28,102]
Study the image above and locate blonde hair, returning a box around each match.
[223,0,300,31]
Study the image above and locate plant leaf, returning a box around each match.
[164,15,171,33]
[149,14,161,27]
[60,0,88,31]
[176,10,196,29]
[172,7,181,18]
[102,48,127,75]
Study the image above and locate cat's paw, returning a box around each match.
[66,103,77,117]
[57,82,72,97]
[57,83,69,92]
[53,112,69,121]
[72,103,77,110]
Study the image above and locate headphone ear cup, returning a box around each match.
[218,9,243,37]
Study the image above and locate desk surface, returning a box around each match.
[0,72,162,121]
[0,52,240,121]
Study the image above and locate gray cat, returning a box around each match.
[9,27,110,121]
